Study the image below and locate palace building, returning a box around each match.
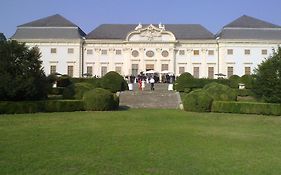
[11,14,281,78]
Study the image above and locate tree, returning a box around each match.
[253,47,281,103]
[0,40,48,101]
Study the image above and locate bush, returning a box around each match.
[62,84,75,99]
[0,101,44,114]
[83,88,119,111]
[63,82,94,99]
[49,87,64,95]
[237,89,254,97]
[101,71,128,93]
[57,75,72,88]
[229,75,241,88]
[44,100,84,112]
[183,89,213,112]
[0,100,84,114]
[241,75,254,89]
[71,77,101,88]
[203,82,237,101]
[174,73,231,92]
[211,101,281,116]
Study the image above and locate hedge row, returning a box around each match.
[211,101,281,116]
[0,100,84,114]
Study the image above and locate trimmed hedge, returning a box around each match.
[101,71,128,93]
[63,82,94,99]
[83,88,119,111]
[175,73,231,92]
[183,89,213,112]
[237,89,254,97]
[203,82,237,101]
[49,87,64,95]
[211,101,281,116]
[0,100,84,114]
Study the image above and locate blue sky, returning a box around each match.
[1,0,281,37]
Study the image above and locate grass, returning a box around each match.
[1,109,281,175]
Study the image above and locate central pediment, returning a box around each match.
[126,24,176,42]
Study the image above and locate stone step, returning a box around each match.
[119,83,181,109]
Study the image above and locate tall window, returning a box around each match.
[67,66,74,77]
[262,49,268,55]
[193,67,199,78]
[245,49,251,55]
[179,67,185,74]
[51,48,57,54]
[131,64,138,76]
[116,50,122,55]
[101,66,107,77]
[68,48,74,54]
[245,67,251,75]
[193,50,200,55]
[161,64,168,71]
[179,50,185,55]
[115,66,122,74]
[50,65,56,74]
[146,64,154,71]
[87,49,93,55]
[101,50,107,55]
[208,50,214,56]
[227,49,233,55]
[208,67,214,79]
[87,66,93,76]
[227,67,233,78]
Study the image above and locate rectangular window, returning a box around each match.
[68,48,74,54]
[208,50,214,55]
[179,50,185,55]
[245,67,251,75]
[227,49,233,55]
[101,66,107,77]
[87,49,93,55]
[208,67,214,79]
[67,66,74,77]
[115,66,122,74]
[245,49,251,55]
[51,48,57,54]
[161,64,168,71]
[50,65,56,74]
[262,49,268,55]
[193,67,199,78]
[132,64,138,76]
[179,67,185,74]
[116,50,122,55]
[146,64,154,71]
[227,67,233,78]
[86,66,93,76]
[193,50,200,55]
[101,50,107,55]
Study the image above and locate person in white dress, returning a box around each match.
[149,77,155,91]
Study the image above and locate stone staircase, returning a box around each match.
[119,83,182,109]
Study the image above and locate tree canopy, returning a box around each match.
[0,40,48,101]
[253,47,281,103]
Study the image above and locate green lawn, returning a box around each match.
[1,110,281,175]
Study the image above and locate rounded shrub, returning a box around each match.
[57,75,72,88]
[83,88,118,111]
[101,71,128,93]
[229,75,241,88]
[241,75,254,89]
[183,89,213,112]
[174,72,194,92]
[63,82,94,99]
[203,82,237,101]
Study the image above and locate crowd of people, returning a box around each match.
[124,72,175,91]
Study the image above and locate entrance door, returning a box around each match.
[146,64,154,71]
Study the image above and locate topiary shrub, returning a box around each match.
[174,72,194,92]
[241,75,254,89]
[101,71,128,93]
[183,89,213,112]
[229,75,241,88]
[57,75,72,88]
[83,88,119,111]
[203,82,237,101]
[73,83,94,99]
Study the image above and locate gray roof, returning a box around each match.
[218,15,281,40]
[224,15,280,28]
[86,24,215,40]
[18,14,78,27]
[0,33,6,41]
[12,14,86,40]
